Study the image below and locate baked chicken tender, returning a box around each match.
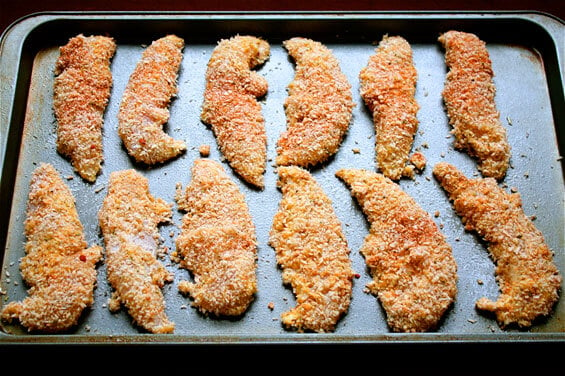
[276,37,354,168]
[269,166,354,332]
[336,168,458,332]
[174,159,258,316]
[118,35,186,165]
[359,35,420,180]
[439,31,510,180]
[201,35,270,188]
[433,162,561,328]
[53,34,116,182]
[98,169,174,333]
[1,163,102,332]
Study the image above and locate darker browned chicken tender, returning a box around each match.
[1,163,102,332]
[201,35,270,188]
[433,162,561,328]
[336,168,458,332]
[54,34,116,182]
[439,31,510,180]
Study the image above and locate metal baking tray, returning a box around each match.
[0,11,563,345]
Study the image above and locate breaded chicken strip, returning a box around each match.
[53,34,116,182]
[1,163,102,332]
[269,166,354,332]
[336,168,457,332]
[433,162,561,328]
[98,169,174,333]
[118,35,186,165]
[174,159,257,316]
[201,35,269,188]
[276,38,354,168]
[439,31,510,180]
[359,35,420,180]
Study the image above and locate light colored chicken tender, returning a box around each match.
[201,35,270,188]
[276,37,354,168]
[359,35,420,180]
[98,169,174,333]
[1,163,102,332]
[118,35,186,165]
[54,34,116,182]
[336,168,458,332]
[433,162,561,328]
[439,31,510,180]
[174,159,258,316]
[269,166,354,332]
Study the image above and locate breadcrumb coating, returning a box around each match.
[439,31,510,180]
[53,34,116,182]
[269,166,354,332]
[433,162,561,328]
[276,37,354,168]
[118,35,186,165]
[1,163,102,332]
[174,159,258,316]
[336,168,458,332]
[359,35,420,180]
[201,35,270,188]
[98,169,174,333]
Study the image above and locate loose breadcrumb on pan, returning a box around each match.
[359,35,420,180]
[53,34,116,182]
[98,169,174,333]
[336,168,458,332]
[174,159,258,316]
[118,35,187,165]
[1,163,102,332]
[201,35,270,188]
[438,31,510,180]
[276,37,354,168]
[433,162,561,328]
[269,166,355,333]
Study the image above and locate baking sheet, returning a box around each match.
[0,12,563,344]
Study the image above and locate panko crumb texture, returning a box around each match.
[174,159,258,316]
[433,162,561,328]
[98,169,175,333]
[336,168,458,332]
[54,34,116,182]
[1,163,102,332]
[269,166,355,332]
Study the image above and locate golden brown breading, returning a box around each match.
[433,162,561,328]
[1,163,102,332]
[336,168,458,332]
[276,37,354,168]
[174,159,258,316]
[118,35,186,165]
[439,31,510,180]
[98,169,174,333]
[269,166,354,332]
[53,34,116,182]
[359,35,420,180]
[201,35,270,188]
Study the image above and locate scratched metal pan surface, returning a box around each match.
[0,12,563,344]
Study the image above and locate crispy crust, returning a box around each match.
[1,163,102,332]
[336,168,458,332]
[433,162,561,328]
[174,159,258,316]
[359,35,420,180]
[53,34,116,182]
[269,166,354,332]
[276,37,354,168]
[98,169,174,333]
[118,35,186,165]
[201,35,270,188]
[439,31,510,180]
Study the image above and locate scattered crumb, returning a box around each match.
[434,210,440,218]
[267,302,275,310]
[352,147,360,154]
[199,144,210,157]
[477,279,484,285]
[409,152,426,171]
